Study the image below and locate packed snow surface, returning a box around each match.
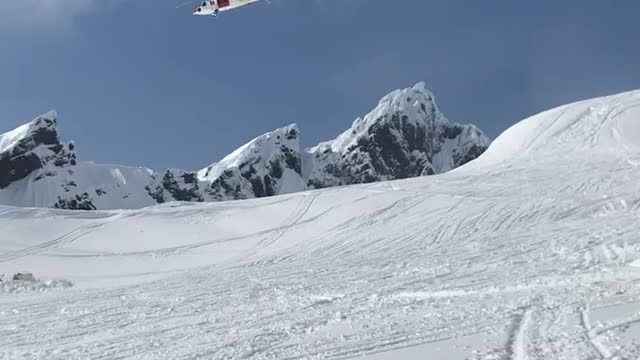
[0,162,158,209]
[2,90,640,359]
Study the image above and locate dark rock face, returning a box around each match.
[145,170,204,203]
[145,184,165,204]
[306,84,489,189]
[0,114,76,189]
[207,168,250,201]
[0,152,42,189]
[203,125,304,200]
[54,192,96,210]
[453,143,487,167]
[162,170,203,202]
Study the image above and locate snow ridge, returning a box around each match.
[465,90,640,169]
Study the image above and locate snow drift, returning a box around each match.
[468,90,640,168]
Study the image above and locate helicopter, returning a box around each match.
[192,0,268,16]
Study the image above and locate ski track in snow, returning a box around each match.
[508,306,534,360]
[0,221,112,263]
[2,161,639,360]
[580,307,614,359]
[1,91,640,359]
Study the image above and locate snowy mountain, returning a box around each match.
[0,111,160,210]
[306,82,489,188]
[198,124,306,200]
[0,83,489,209]
[0,111,75,190]
[1,89,639,359]
[0,111,191,210]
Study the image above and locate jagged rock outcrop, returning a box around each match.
[198,124,305,200]
[306,82,489,188]
[0,111,75,189]
[146,169,204,203]
[54,192,96,211]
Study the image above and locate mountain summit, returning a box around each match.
[0,83,490,210]
[199,124,305,201]
[307,82,489,188]
[0,111,76,189]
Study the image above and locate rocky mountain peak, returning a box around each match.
[306,83,490,188]
[0,83,490,210]
[198,124,305,201]
[0,110,76,189]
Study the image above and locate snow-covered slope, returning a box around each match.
[1,90,640,359]
[0,83,489,209]
[467,89,640,167]
[0,161,161,210]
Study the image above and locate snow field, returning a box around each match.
[1,90,640,359]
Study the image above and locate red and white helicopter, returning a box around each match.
[192,0,267,16]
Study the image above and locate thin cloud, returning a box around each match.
[0,0,96,18]
[0,0,102,31]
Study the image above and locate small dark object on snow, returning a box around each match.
[13,272,35,281]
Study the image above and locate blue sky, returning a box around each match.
[1,0,639,170]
